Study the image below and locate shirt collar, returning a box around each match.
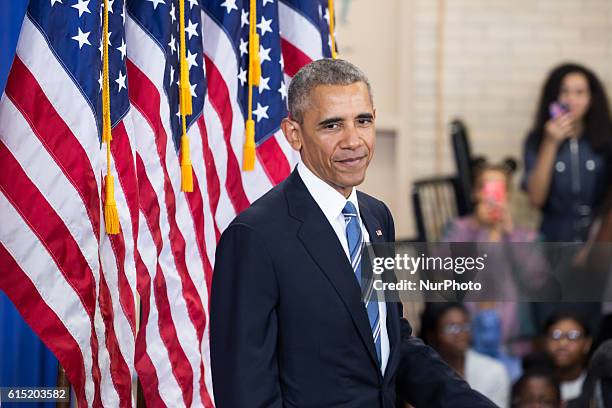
[297,162,361,225]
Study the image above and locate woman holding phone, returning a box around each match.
[523,63,612,242]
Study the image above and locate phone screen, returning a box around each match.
[482,180,507,204]
[482,180,506,222]
[549,102,569,119]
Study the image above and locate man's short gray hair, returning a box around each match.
[287,58,372,123]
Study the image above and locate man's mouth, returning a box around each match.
[335,155,366,165]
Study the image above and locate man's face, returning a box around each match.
[544,319,591,369]
[282,82,375,197]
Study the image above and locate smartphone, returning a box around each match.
[549,101,569,119]
[482,180,506,222]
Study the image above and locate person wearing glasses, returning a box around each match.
[419,302,511,407]
[543,311,593,402]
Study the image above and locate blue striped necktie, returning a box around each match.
[342,201,381,365]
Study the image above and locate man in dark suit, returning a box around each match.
[210,59,496,407]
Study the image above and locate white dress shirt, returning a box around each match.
[297,162,390,374]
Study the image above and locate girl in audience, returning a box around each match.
[420,303,511,407]
[444,156,536,243]
[443,158,543,355]
[543,311,592,402]
[523,63,612,243]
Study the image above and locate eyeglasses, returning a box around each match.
[442,323,471,335]
[548,329,583,341]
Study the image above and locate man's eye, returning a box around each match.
[324,123,340,130]
[357,118,373,125]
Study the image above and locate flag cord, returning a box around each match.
[328,0,337,58]
[179,0,193,191]
[243,0,260,171]
[102,0,119,234]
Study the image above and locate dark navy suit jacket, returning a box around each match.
[210,170,496,408]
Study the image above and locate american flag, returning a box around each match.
[0,0,138,406]
[126,0,214,406]
[0,0,335,406]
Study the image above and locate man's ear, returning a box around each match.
[281,117,302,151]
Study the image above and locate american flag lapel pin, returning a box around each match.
[376,229,383,237]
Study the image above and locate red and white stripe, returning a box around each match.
[126,14,214,408]
[0,15,138,408]
[278,2,323,76]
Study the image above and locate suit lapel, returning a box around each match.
[285,171,380,370]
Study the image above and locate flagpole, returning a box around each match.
[56,365,70,408]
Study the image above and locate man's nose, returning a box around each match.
[341,123,362,148]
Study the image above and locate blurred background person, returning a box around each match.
[444,157,530,243]
[420,302,511,407]
[522,63,612,243]
[443,157,543,366]
[543,311,593,402]
[523,63,612,336]
[511,369,562,408]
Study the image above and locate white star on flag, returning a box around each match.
[72,27,91,49]
[116,70,127,92]
[237,67,247,86]
[241,9,249,28]
[185,20,199,40]
[258,76,270,93]
[117,39,127,60]
[98,31,111,54]
[146,0,165,10]
[259,45,271,63]
[169,3,176,23]
[279,81,287,100]
[168,35,176,54]
[253,103,269,122]
[98,71,103,91]
[186,50,198,70]
[169,66,175,85]
[279,55,284,71]
[239,38,248,56]
[107,0,114,13]
[324,8,330,24]
[50,0,62,6]
[257,16,273,36]
[188,0,198,9]
[190,83,197,97]
[72,0,91,17]
[263,0,274,5]
[220,0,238,14]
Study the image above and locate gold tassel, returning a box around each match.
[243,0,259,171]
[181,134,193,192]
[179,63,192,116]
[243,119,256,171]
[102,0,119,234]
[104,174,120,234]
[178,0,194,191]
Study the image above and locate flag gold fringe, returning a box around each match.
[102,0,119,234]
[179,0,193,191]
